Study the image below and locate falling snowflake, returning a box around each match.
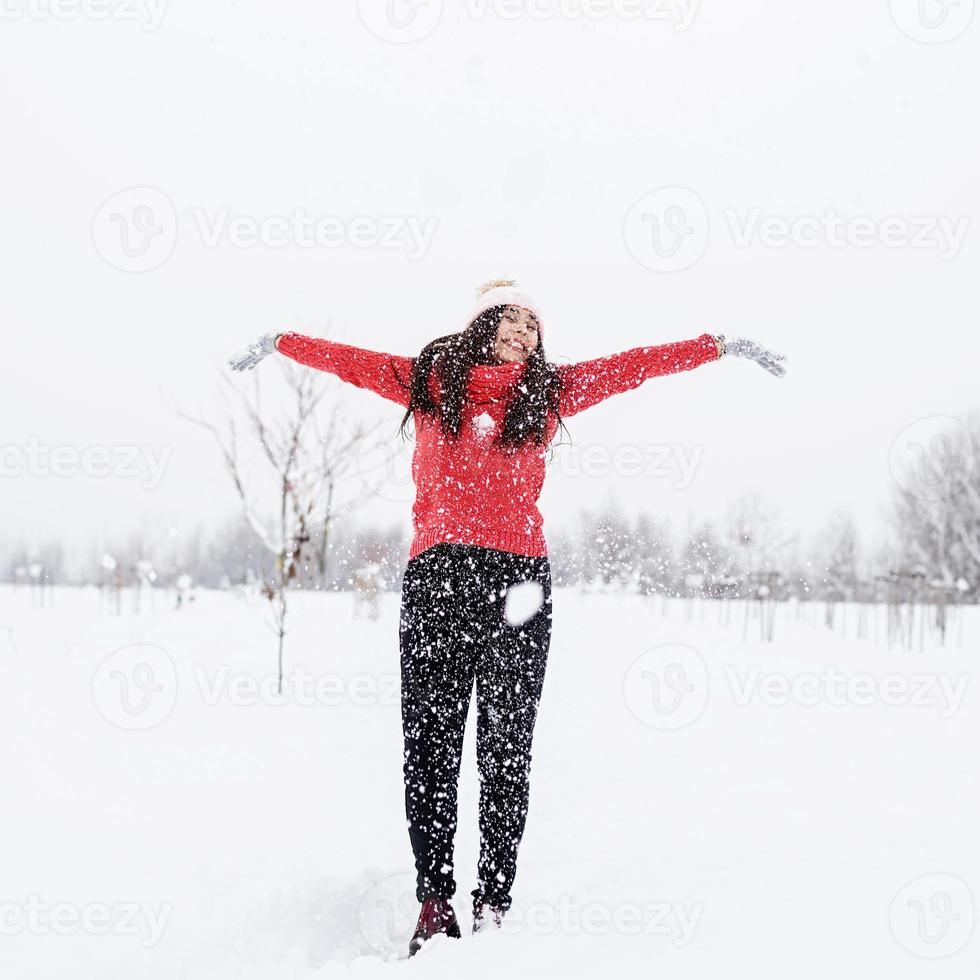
[471,411,497,438]
[504,581,545,625]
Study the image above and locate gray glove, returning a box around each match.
[717,335,787,377]
[227,333,281,372]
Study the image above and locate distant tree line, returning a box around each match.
[5,475,978,607]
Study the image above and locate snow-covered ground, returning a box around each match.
[2,584,977,978]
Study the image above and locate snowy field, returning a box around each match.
[2,584,977,978]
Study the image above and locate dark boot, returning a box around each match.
[472,893,505,934]
[408,897,462,957]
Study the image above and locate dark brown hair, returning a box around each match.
[397,305,569,451]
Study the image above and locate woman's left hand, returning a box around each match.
[716,336,788,377]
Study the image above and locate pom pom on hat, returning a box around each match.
[476,278,518,297]
[468,278,544,336]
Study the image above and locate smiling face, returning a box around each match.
[492,305,540,364]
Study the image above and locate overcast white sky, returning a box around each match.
[1,1,977,563]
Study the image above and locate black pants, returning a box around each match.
[399,542,553,912]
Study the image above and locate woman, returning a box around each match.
[228,279,786,956]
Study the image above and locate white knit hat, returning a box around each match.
[468,279,544,337]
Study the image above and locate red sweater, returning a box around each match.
[276,332,720,560]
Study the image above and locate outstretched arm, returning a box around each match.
[228,331,414,408]
[556,332,787,418]
[556,332,722,418]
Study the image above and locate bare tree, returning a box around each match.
[889,412,979,600]
[680,519,730,598]
[634,514,675,597]
[177,360,378,693]
[577,498,635,591]
[723,491,795,583]
[814,510,859,629]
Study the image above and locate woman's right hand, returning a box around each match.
[227,333,281,372]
